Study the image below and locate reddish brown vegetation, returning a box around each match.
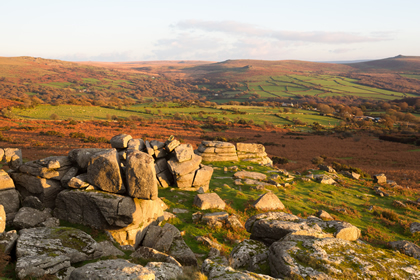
[1,118,419,189]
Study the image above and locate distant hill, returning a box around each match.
[345,55,420,73]
[182,59,353,81]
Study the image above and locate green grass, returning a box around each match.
[159,160,420,259]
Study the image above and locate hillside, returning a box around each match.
[346,55,420,73]
[0,56,419,107]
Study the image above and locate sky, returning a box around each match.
[1,0,419,62]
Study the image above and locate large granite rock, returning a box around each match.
[69,259,155,280]
[126,151,158,200]
[0,189,20,221]
[174,144,194,163]
[110,134,132,149]
[13,207,49,229]
[87,149,125,193]
[16,227,103,279]
[269,233,420,279]
[0,169,15,190]
[54,189,136,229]
[245,212,361,246]
[11,173,62,208]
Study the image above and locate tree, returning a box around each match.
[50,113,59,120]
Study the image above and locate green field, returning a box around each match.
[199,74,415,102]
[12,103,344,129]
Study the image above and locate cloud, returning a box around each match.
[175,20,391,44]
[151,20,394,60]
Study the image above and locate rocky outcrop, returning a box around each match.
[195,141,239,162]
[236,143,272,166]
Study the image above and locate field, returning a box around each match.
[199,74,418,103]
[12,103,343,129]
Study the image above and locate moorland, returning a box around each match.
[0,55,420,278]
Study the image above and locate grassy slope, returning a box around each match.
[158,160,420,263]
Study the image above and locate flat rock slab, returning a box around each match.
[69,259,155,280]
[234,171,267,181]
[253,192,285,211]
[193,193,226,210]
[54,189,136,229]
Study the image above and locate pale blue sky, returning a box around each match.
[1,0,419,62]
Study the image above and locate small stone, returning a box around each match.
[253,192,285,211]
[193,193,226,210]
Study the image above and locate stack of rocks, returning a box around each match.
[0,134,215,249]
[194,141,272,166]
[167,144,213,192]
[195,141,239,162]
[236,143,272,166]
